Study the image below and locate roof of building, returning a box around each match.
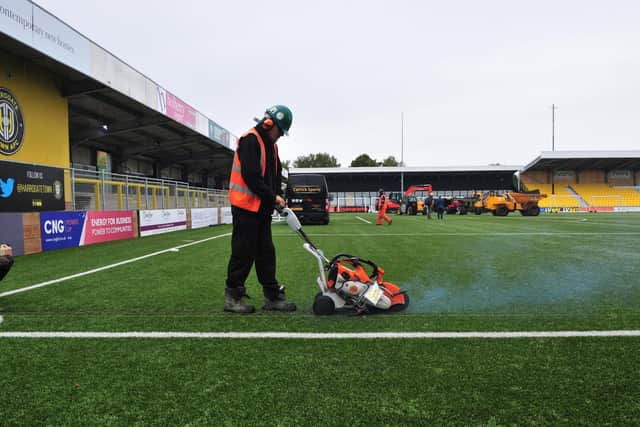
[1,1,234,175]
[290,165,522,174]
[520,151,640,173]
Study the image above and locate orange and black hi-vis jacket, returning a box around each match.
[377,194,387,211]
[228,128,279,213]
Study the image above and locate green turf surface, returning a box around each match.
[1,212,639,424]
[1,338,639,425]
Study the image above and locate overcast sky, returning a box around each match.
[33,0,640,167]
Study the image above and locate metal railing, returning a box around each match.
[68,168,229,211]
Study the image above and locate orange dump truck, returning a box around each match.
[473,191,547,216]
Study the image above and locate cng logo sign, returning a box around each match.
[44,219,65,234]
[0,88,25,156]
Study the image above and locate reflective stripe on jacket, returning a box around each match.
[228,128,278,212]
[377,194,387,210]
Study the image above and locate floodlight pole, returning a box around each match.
[401,111,404,165]
[400,112,404,193]
[551,104,557,151]
[551,104,557,194]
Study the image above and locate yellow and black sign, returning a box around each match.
[0,87,25,156]
[293,185,322,194]
[0,49,70,169]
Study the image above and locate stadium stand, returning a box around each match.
[525,184,581,208]
[570,184,640,207]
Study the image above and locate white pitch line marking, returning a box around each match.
[355,216,372,224]
[0,330,639,339]
[274,231,640,237]
[0,232,231,299]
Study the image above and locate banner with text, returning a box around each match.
[40,211,85,251]
[139,209,187,237]
[81,210,136,245]
[191,208,218,229]
[165,91,196,129]
[39,210,137,251]
[0,160,65,212]
[220,207,232,225]
[0,0,91,75]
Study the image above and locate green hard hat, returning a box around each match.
[265,105,293,136]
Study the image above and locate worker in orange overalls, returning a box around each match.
[376,188,392,225]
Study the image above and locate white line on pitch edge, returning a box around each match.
[274,232,640,237]
[1,330,639,339]
[0,232,231,299]
[355,216,372,224]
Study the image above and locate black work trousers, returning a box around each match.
[226,208,277,290]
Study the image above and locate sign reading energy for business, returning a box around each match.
[0,160,64,212]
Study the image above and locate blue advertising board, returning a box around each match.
[40,211,86,251]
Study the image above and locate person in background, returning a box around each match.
[376,188,392,225]
[424,192,434,219]
[0,244,13,282]
[435,195,446,220]
[224,105,296,314]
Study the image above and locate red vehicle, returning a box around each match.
[386,184,433,215]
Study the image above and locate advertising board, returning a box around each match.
[220,207,232,224]
[139,209,187,237]
[0,0,91,75]
[0,160,64,212]
[40,211,85,251]
[81,210,136,245]
[165,92,196,129]
[39,210,136,251]
[191,208,218,229]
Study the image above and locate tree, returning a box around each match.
[350,153,377,167]
[280,159,291,170]
[293,153,340,168]
[382,156,399,166]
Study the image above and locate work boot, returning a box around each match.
[224,287,255,314]
[262,285,296,312]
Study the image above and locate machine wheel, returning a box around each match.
[323,216,330,225]
[474,208,482,215]
[495,205,509,216]
[313,293,335,315]
[528,205,540,216]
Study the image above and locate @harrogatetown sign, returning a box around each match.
[0,87,25,156]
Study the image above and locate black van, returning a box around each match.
[285,174,330,225]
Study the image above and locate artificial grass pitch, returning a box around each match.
[1,212,640,424]
[1,338,639,426]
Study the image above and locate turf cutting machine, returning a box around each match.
[278,207,409,315]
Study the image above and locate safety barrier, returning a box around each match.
[69,169,229,211]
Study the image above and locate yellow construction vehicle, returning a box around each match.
[473,191,547,216]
